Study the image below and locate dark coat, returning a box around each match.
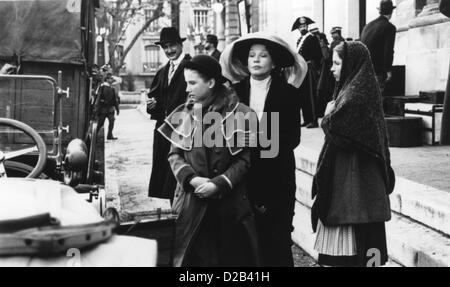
[233,74,301,266]
[297,34,322,123]
[311,42,394,231]
[210,49,222,62]
[160,91,260,267]
[94,83,119,114]
[360,16,397,76]
[330,37,344,52]
[147,54,191,199]
[298,34,323,71]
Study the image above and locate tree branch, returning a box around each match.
[119,1,165,67]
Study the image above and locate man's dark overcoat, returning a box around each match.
[360,16,396,77]
[147,54,191,199]
[297,34,322,123]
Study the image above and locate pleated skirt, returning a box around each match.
[314,220,356,256]
[314,220,388,267]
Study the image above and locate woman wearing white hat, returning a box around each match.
[221,33,307,266]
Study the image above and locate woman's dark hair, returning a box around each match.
[184,68,230,109]
[332,41,347,99]
[246,41,283,76]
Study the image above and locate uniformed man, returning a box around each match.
[330,26,345,51]
[292,16,322,128]
[94,73,120,140]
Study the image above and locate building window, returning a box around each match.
[193,9,208,31]
[143,45,160,73]
[145,9,160,33]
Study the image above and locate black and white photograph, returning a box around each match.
[0,0,449,273]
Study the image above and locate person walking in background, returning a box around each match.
[361,0,397,111]
[292,16,323,128]
[159,55,259,267]
[330,27,345,52]
[147,27,192,200]
[204,34,222,62]
[313,29,333,118]
[221,32,307,266]
[311,41,395,267]
[94,73,120,140]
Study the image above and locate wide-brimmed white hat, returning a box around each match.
[220,32,307,88]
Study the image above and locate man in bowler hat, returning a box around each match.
[361,0,397,104]
[204,34,222,62]
[292,16,323,128]
[147,27,192,200]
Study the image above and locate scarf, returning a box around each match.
[311,41,395,231]
[157,86,255,156]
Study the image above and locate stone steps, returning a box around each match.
[295,146,450,236]
[292,146,450,267]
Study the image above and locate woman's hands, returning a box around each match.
[194,182,219,198]
[189,176,219,199]
[324,100,336,116]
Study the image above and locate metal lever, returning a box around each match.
[61,125,70,134]
[58,87,70,98]
[57,71,70,98]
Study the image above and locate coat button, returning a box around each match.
[242,194,247,200]
[213,169,219,174]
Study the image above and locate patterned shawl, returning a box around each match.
[311,41,395,231]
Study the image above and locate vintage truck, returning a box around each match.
[0,0,172,266]
[0,0,102,200]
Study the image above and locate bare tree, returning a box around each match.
[97,0,178,75]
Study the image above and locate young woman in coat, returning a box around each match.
[311,41,395,267]
[158,55,259,267]
[221,33,307,266]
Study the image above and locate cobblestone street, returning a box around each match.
[293,245,319,267]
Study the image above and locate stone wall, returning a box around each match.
[393,0,450,95]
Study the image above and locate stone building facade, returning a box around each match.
[216,0,450,95]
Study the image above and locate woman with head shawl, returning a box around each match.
[221,32,307,266]
[311,41,395,267]
[158,55,260,267]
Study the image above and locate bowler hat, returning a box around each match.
[291,16,315,31]
[185,55,228,84]
[206,34,219,46]
[377,0,396,14]
[155,27,186,46]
